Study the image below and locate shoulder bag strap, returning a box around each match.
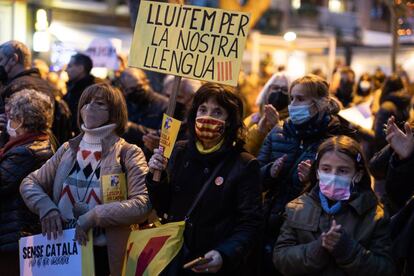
[184,152,235,221]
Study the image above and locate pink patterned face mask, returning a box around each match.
[318,171,353,201]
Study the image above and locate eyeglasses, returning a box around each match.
[82,101,108,111]
[270,85,289,94]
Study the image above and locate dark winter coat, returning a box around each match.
[0,68,55,112]
[274,187,395,276]
[0,68,72,146]
[390,194,414,276]
[370,145,414,215]
[373,90,411,151]
[0,138,53,252]
[146,141,263,275]
[126,88,168,130]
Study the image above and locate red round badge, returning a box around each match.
[215,176,224,186]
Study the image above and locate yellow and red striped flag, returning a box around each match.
[122,221,185,276]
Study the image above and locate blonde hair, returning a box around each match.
[290,74,340,116]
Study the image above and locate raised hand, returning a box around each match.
[258,104,279,133]
[270,154,287,178]
[143,132,161,152]
[298,159,312,183]
[148,148,167,173]
[321,220,342,252]
[386,116,414,160]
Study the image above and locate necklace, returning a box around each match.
[72,160,102,219]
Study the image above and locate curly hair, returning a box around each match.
[6,89,53,132]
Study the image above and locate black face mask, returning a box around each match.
[267,91,289,111]
[0,65,8,85]
[125,87,147,103]
[357,88,370,97]
[339,80,354,92]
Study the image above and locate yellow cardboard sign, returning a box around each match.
[101,173,127,203]
[160,114,181,159]
[129,1,251,86]
[122,221,185,276]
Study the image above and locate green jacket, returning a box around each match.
[274,188,395,276]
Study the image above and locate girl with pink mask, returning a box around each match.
[273,136,395,276]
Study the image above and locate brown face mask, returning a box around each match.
[81,102,109,129]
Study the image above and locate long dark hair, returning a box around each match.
[380,74,404,104]
[187,83,245,147]
[308,136,372,192]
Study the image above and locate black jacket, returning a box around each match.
[0,68,55,112]
[64,74,99,134]
[146,141,263,275]
[126,88,168,130]
[0,139,53,252]
[0,69,72,145]
[385,151,414,275]
[370,145,414,215]
[373,90,411,151]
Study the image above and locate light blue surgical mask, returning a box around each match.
[288,103,313,125]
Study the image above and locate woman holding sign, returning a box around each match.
[20,83,151,276]
[147,83,263,275]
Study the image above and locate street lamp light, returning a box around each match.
[284,31,297,42]
[33,9,50,52]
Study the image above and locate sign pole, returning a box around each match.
[153,75,182,181]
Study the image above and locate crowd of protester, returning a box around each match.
[0,39,413,276]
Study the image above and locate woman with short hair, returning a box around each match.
[0,89,54,275]
[20,83,150,276]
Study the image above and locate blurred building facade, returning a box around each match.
[1,0,413,79]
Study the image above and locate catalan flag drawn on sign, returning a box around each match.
[122,221,185,276]
[217,61,233,82]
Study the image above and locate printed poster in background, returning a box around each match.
[129,1,251,86]
[338,101,374,131]
[86,38,121,70]
[19,228,94,276]
[160,113,181,159]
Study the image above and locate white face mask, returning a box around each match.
[359,80,371,91]
[7,120,20,137]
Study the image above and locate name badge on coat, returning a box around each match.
[101,173,127,203]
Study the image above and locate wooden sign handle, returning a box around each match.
[153,75,182,182]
